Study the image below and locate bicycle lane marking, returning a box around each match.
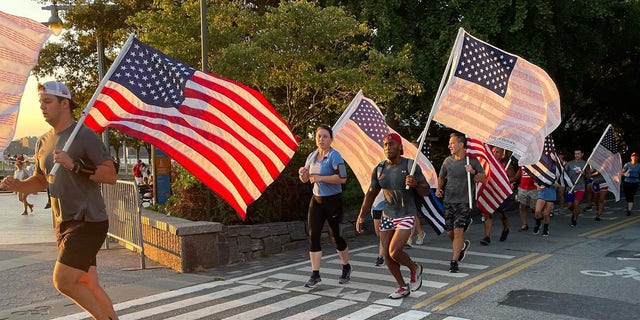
[411,253,550,311]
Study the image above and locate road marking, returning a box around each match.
[280,299,357,320]
[220,294,321,320]
[411,253,539,310]
[322,259,468,279]
[355,252,490,270]
[415,245,515,259]
[430,254,552,312]
[389,310,431,319]
[579,216,640,238]
[336,304,392,320]
[159,289,289,320]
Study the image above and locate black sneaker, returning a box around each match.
[533,224,540,235]
[500,229,509,242]
[449,260,459,273]
[459,240,470,262]
[595,216,601,221]
[542,229,549,237]
[570,218,577,227]
[339,266,351,284]
[627,210,631,216]
[519,224,529,232]
[375,256,384,266]
[304,276,321,288]
[480,236,490,246]
[464,218,473,232]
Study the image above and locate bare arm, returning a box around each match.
[0,173,48,194]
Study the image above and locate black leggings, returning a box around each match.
[623,181,639,202]
[308,194,347,252]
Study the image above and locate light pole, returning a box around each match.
[41,1,110,152]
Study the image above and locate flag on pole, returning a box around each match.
[524,135,559,186]
[465,138,512,216]
[0,11,51,154]
[433,28,561,165]
[589,125,621,201]
[332,91,445,234]
[84,38,298,219]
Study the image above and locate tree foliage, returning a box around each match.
[32,0,640,222]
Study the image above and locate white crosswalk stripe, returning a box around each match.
[53,245,492,320]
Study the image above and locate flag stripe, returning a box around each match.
[588,126,621,201]
[466,138,512,215]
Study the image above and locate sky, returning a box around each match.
[2,0,58,139]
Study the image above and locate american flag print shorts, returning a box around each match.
[380,216,415,231]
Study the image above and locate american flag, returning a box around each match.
[466,138,512,216]
[332,91,444,234]
[588,125,621,201]
[433,28,561,166]
[0,11,50,154]
[85,38,298,219]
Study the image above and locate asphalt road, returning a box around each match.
[0,192,638,320]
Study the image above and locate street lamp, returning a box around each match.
[41,1,110,151]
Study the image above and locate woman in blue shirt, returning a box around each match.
[298,125,351,289]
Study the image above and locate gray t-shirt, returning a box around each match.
[370,158,425,219]
[565,159,589,191]
[439,155,484,204]
[35,123,112,222]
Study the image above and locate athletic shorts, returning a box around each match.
[517,188,538,209]
[56,220,109,272]
[379,216,415,231]
[444,202,472,231]
[538,187,556,202]
[573,190,585,202]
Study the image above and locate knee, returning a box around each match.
[53,274,74,296]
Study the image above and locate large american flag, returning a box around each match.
[466,138,512,216]
[588,125,621,201]
[85,38,298,219]
[0,11,50,154]
[433,28,561,166]
[332,91,444,234]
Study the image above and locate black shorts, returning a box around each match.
[56,220,109,272]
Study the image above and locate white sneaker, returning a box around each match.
[388,285,410,299]
[415,231,425,245]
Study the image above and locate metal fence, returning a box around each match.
[101,180,146,269]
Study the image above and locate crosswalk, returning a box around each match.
[53,245,516,320]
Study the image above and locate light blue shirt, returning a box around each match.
[305,148,344,196]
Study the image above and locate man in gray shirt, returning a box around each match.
[565,148,591,227]
[436,133,486,273]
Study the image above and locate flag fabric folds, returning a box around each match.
[433,28,561,166]
[0,11,50,154]
[523,135,573,190]
[465,138,512,216]
[332,91,445,235]
[85,38,298,219]
[589,125,621,201]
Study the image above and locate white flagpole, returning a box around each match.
[568,124,612,192]
[466,156,473,209]
[407,27,465,183]
[332,89,363,132]
[49,33,137,177]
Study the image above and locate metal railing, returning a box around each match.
[101,180,146,269]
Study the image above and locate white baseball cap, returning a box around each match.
[39,81,72,99]
[39,81,79,109]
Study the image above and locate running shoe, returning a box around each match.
[480,236,490,246]
[449,260,459,273]
[415,231,426,245]
[519,224,529,232]
[375,256,384,266]
[627,210,631,216]
[339,266,351,284]
[500,229,509,242]
[542,229,549,237]
[533,224,540,235]
[388,285,410,299]
[595,216,601,221]
[410,264,423,292]
[570,218,577,227]
[459,240,470,262]
[304,276,321,288]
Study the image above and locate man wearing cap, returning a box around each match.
[1,81,118,319]
[435,132,486,273]
[356,132,427,299]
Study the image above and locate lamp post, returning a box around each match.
[41,1,110,151]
